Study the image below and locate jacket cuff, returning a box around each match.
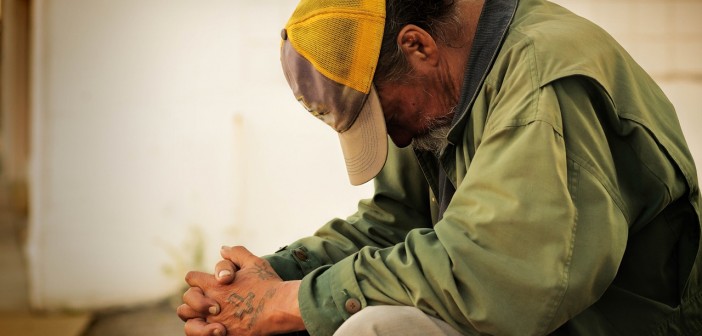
[263,244,326,281]
[298,255,366,336]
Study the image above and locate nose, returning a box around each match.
[386,126,413,148]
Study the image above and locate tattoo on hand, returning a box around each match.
[226,288,277,330]
[251,262,277,280]
[227,292,255,319]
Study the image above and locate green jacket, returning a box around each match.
[266,0,702,334]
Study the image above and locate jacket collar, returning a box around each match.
[413,0,519,219]
[447,0,519,145]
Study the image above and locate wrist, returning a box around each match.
[270,280,305,333]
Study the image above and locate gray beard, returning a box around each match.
[411,123,451,156]
[411,110,454,156]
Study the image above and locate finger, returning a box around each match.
[177,303,206,321]
[214,259,237,285]
[220,245,256,268]
[184,318,227,336]
[185,271,216,288]
[182,286,221,316]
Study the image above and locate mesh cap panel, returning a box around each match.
[285,0,385,94]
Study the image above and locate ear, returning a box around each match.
[397,24,440,72]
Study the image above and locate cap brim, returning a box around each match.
[338,86,388,186]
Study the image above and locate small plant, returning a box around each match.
[158,225,207,307]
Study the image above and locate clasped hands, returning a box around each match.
[177,246,304,336]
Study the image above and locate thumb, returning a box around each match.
[219,245,256,268]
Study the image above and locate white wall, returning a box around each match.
[27,0,372,310]
[26,0,701,311]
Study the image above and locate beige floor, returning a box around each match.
[0,303,184,336]
[0,313,91,336]
[0,212,184,336]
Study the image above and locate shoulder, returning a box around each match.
[488,0,627,89]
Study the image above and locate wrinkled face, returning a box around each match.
[375,75,457,149]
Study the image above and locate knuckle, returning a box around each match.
[183,287,195,298]
[231,245,247,253]
[184,318,205,336]
[176,305,188,321]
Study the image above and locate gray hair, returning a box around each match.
[375,0,467,84]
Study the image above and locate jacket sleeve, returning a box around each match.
[295,75,630,336]
[263,143,434,281]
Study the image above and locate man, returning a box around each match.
[178,0,702,335]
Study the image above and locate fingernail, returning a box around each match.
[220,245,228,250]
[218,270,232,278]
[213,329,223,336]
[209,305,220,315]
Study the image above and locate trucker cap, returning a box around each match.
[280,0,387,186]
